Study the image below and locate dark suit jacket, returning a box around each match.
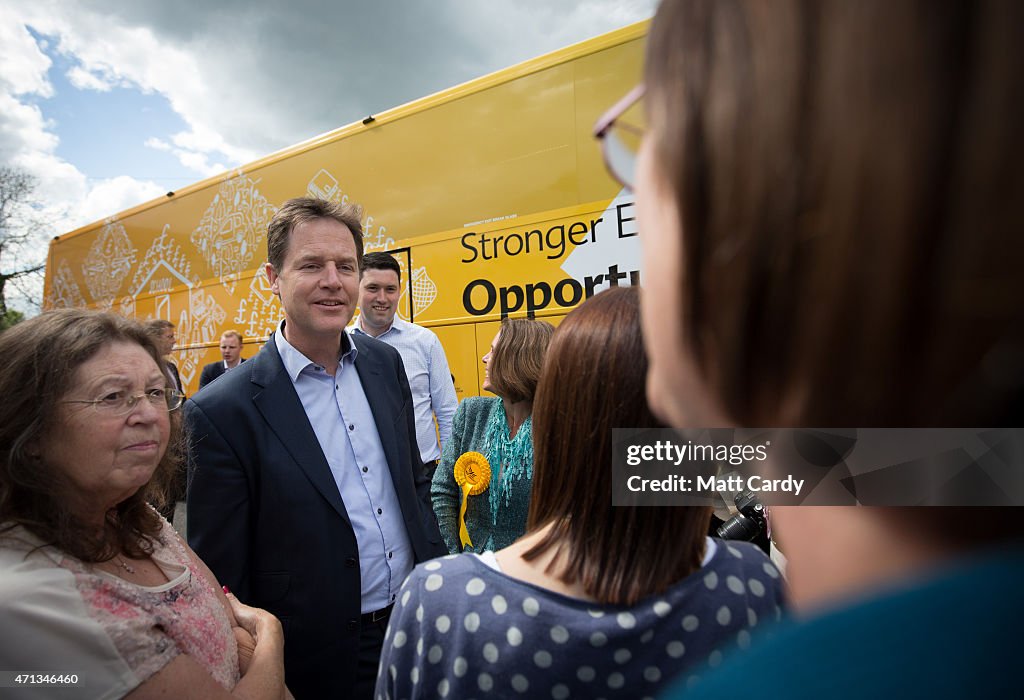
[185,332,444,698]
[197,357,245,390]
[164,360,182,394]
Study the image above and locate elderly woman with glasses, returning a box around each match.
[0,310,289,699]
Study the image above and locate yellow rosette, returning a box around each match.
[453,451,491,549]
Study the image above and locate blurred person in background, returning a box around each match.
[198,330,246,390]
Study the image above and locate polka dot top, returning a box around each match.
[375,539,785,699]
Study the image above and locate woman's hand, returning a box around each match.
[234,625,256,676]
[226,591,282,645]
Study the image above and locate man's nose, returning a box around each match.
[320,264,343,287]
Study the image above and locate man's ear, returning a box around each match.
[265,262,280,297]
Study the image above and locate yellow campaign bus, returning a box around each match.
[43,21,647,400]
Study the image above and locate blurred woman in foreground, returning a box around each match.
[602,0,1024,695]
[379,288,784,699]
[0,310,288,699]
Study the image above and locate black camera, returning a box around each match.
[716,491,767,542]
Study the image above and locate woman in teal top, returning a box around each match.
[431,318,554,553]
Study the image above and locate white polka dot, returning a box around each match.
[726,575,745,594]
[749,578,766,597]
[453,656,467,677]
[393,630,407,648]
[389,665,396,681]
[428,645,444,664]
[686,675,701,689]
[577,666,596,682]
[747,608,758,626]
[478,672,493,691]
[401,589,412,606]
[607,673,625,689]
[616,612,636,629]
[435,615,451,633]
[716,605,732,626]
[682,614,700,632]
[442,553,458,560]
[424,560,442,571]
[511,674,529,693]
[410,667,420,684]
[507,626,523,646]
[737,629,751,649]
[466,577,486,595]
[644,666,662,682]
[550,625,569,643]
[614,648,632,664]
[483,642,499,663]
[590,631,608,647]
[492,595,508,614]
[552,684,570,699]
[653,600,672,617]
[587,609,606,618]
[523,597,540,616]
[415,604,424,622]
[534,650,553,668]
[438,678,450,697]
[416,637,423,656]
[640,629,654,644]
[703,571,719,589]
[425,574,443,591]
[666,640,685,658]
[708,650,723,668]
[763,561,780,578]
[464,612,480,632]
[727,545,743,558]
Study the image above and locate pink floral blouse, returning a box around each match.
[0,517,240,698]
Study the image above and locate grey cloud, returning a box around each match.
[74,0,655,158]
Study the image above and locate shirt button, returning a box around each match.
[377,508,383,515]
[391,594,396,601]
[348,424,355,431]
[346,557,357,568]
[362,466,368,473]
[388,551,393,559]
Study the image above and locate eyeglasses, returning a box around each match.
[63,388,186,416]
[593,84,645,191]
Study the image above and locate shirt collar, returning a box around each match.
[353,314,407,339]
[275,319,357,381]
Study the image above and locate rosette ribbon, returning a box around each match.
[453,451,491,549]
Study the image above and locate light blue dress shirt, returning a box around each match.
[275,321,413,613]
[352,317,457,463]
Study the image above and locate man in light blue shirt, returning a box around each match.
[352,252,458,480]
[186,198,445,699]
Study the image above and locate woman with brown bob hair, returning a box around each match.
[598,0,1024,696]
[0,309,288,699]
[380,288,784,699]
[431,317,554,553]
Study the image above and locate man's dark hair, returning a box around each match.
[361,251,401,281]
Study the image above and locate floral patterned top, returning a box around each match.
[0,516,239,699]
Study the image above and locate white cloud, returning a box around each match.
[0,0,657,311]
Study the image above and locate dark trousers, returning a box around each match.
[353,608,391,700]
[423,458,440,483]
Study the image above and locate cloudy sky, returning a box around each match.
[0,0,656,311]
